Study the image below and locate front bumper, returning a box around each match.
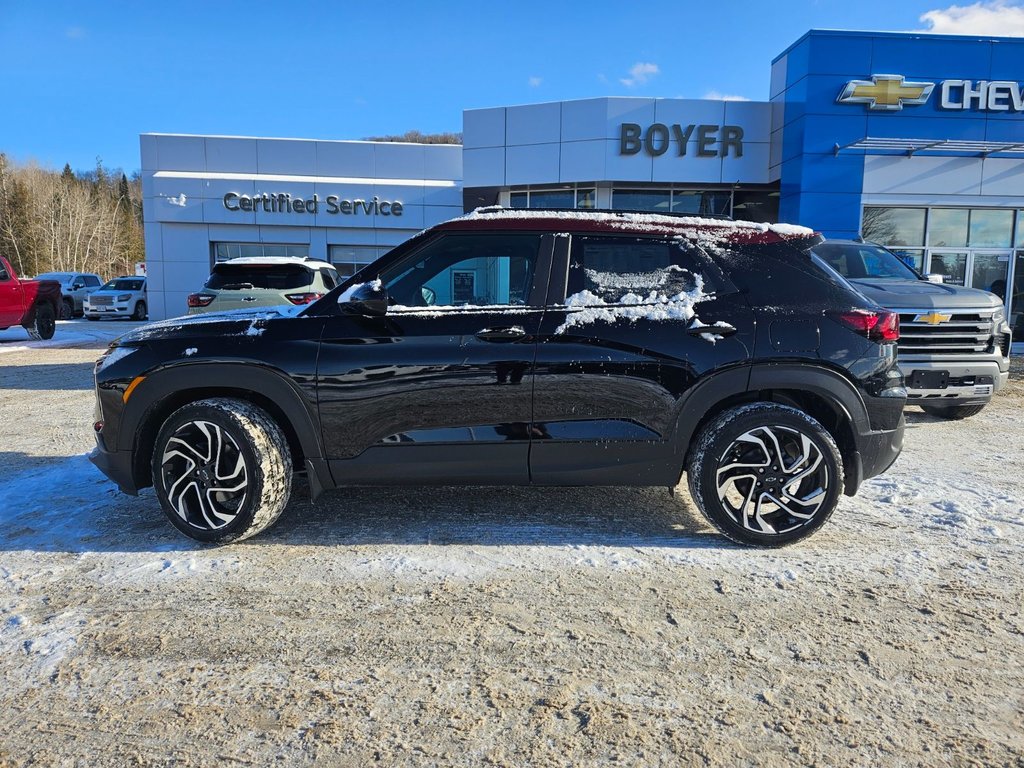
[900,358,1009,407]
[89,442,139,495]
[85,303,133,316]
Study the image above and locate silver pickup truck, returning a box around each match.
[815,240,1012,420]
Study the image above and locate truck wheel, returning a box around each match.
[152,398,292,543]
[25,304,56,341]
[132,301,147,321]
[921,403,986,420]
[60,298,74,320]
[686,403,843,547]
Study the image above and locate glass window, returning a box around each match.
[972,253,1010,298]
[861,207,926,246]
[0,262,10,281]
[528,189,574,209]
[888,248,926,273]
[84,275,101,287]
[213,242,309,262]
[205,263,313,291]
[565,237,709,302]
[1011,252,1024,337]
[381,233,541,307]
[929,252,968,285]
[328,245,385,278]
[576,189,596,209]
[813,243,919,280]
[731,191,779,223]
[100,278,145,291]
[509,191,528,209]
[1017,211,1024,247]
[928,209,969,247]
[671,191,731,216]
[612,189,671,213]
[969,209,1014,248]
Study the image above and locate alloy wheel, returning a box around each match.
[160,420,248,530]
[715,425,829,535]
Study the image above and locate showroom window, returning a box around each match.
[509,185,596,210]
[610,188,743,217]
[213,242,309,263]
[328,245,391,278]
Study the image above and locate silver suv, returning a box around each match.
[34,271,103,318]
[84,277,148,321]
[187,257,340,315]
[814,240,1011,420]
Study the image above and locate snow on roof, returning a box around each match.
[219,256,334,268]
[449,208,816,244]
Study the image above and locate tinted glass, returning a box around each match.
[565,237,706,302]
[509,192,528,209]
[929,253,968,285]
[612,189,671,213]
[814,243,919,280]
[320,269,338,290]
[205,264,312,290]
[529,190,574,209]
[969,210,1014,248]
[731,191,779,223]
[861,207,926,246]
[576,189,596,209]
[101,278,145,291]
[971,253,1009,297]
[928,209,969,247]
[382,233,541,307]
[888,248,926,273]
[671,191,731,216]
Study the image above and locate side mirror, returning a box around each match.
[71,282,84,290]
[924,274,945,284]
[339,280,388,317]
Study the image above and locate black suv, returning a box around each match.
[91,209,906,546]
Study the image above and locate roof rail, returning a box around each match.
[472,205,733,221]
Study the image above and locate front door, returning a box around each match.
[317,231,553,485]
[0,261,24,326]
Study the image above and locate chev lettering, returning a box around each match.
[940,80,1024,111]
[619,123,744,158]
[223,193,403,216]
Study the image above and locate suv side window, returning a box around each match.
[381,233,541,308]
[564,236,716,303]
[320,268,338,291]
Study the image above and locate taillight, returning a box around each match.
[284,292,323,305]
[827,309,899,343]
[187,293,215,308]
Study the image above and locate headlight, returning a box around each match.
[117,294,131,302]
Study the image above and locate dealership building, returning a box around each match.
[141,28,1024,335]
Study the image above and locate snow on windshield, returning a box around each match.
[556,265,710,334]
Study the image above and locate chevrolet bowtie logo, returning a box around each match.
[837,75,935,111]
[914,311,953,325]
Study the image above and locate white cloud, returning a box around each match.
[917,1,1024,35]
[703,90,751,102]
[620,62,659,88]
[528,76,542,88]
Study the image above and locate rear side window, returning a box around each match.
[320,268,338,290]
[206,264,313,291]
[564,237,713,303]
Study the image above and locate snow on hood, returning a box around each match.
[556,265,711,334]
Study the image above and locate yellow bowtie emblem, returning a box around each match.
[838,75,935,111]
[914,311,952,325]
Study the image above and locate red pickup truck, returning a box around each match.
[0,255,61,340]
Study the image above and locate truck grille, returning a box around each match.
[91,295,114,306]
[896,310,996,356]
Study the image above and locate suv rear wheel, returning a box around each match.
[687,403,843,547]
[152,398,292,543]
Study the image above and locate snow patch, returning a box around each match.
[338,278,383,304]
[183,347,198,357]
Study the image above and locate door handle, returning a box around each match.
[688,322,737,339]
[476,326,527,342]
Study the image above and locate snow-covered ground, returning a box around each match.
[0,341,1021,765]
[0,318,145,354]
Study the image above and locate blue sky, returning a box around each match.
[1,1,1022,174]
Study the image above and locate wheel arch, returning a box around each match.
[122,363,322,491]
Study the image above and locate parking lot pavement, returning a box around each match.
[0,344,1022,766]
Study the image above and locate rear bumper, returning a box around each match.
[900,358,1009,407]
[89,442,139,495]
[844,415,905,496]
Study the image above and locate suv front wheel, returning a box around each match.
[152,398,292,543]
[687,403,844,547]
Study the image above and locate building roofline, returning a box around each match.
[139,132,461,148]
[772,27,1024,65]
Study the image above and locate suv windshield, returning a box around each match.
[101,278,144,291]
[813,242,919,280]
[206,263,313,290]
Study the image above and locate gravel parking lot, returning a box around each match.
[1,322,1022,766]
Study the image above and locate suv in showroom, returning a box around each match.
[90,209,906,547]
[187,256,340,314]
[814,240,1011,420]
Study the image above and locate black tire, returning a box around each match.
[132,301,147,321]
[920,403,986,420]
[60,298,74,320]
[25,303,56,341]
[152,398,292,543]
[85,315,99,321]
[686,403,844,547]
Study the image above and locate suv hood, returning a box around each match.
[115,305,306,345]
[849,278,1002,310]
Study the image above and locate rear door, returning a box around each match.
[530,234,756,485]
[317,231,553,485]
